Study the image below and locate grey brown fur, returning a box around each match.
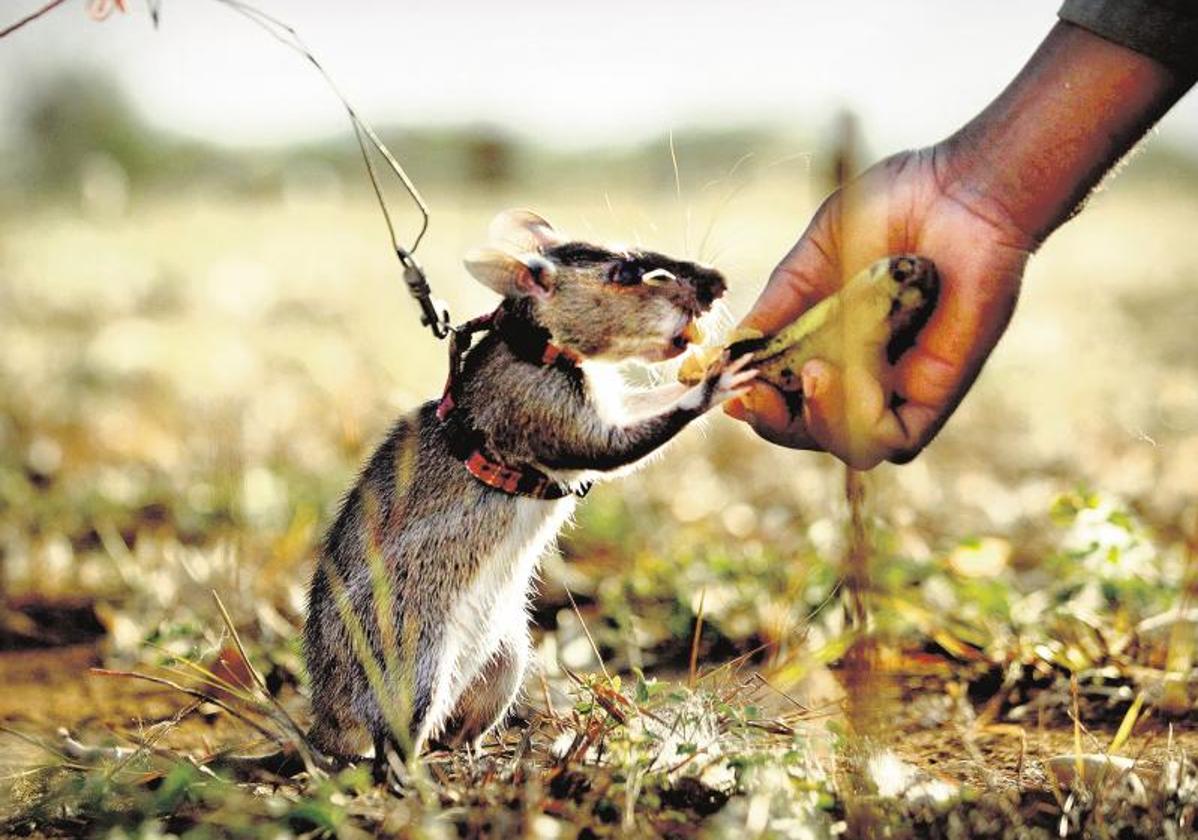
[303,210,754,771]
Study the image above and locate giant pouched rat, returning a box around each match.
[302,209,755,774]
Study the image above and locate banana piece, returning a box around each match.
[679,256,939,409]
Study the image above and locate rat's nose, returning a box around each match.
[692,269,727,306]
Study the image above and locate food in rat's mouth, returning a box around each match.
[679,255,938,411]
[672,321,705,351]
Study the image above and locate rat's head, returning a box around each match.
[465,210,726,363]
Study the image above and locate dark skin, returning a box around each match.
[726,21,1198,469]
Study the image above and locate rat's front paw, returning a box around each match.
[704,353,758,409]
[679,353,756,413]
[678,256,939,397]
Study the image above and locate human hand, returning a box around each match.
[725,145,1034,469]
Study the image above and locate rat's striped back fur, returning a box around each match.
[303,211,753,772]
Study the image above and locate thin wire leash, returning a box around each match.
[211,0,450,338]
[2,0,452,339]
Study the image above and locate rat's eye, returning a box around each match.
[610,263,643,286]
[641,268,675,287]
[609,264,676,287]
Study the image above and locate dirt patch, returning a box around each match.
[0,641,287,777]
[5,639,1188,795]
[0,598,106,651]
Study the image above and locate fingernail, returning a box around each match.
[801,367,823,398]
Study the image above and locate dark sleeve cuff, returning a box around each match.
[1059,0,1198,75]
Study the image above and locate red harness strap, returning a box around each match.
[435,308,500,423]
[436,304,588,501]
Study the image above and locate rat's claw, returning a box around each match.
[725,368,759,390]
[724,353,755,375]
[710,366,759,406]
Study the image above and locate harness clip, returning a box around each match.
[397,247,451,339]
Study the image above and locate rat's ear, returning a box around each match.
[464,247,556,299]
[487,209,563,253]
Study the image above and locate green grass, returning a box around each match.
[1,147,1198,836]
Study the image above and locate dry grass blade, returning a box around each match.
[101,700,203,779]
[210,591,267,695]
[147,646,255,704]
[1071,672,1084,789]
[210,591,321,774]
[750,672,816,715]
[90,668,286,748]
[1108,691,1146,755]
[539,670,558,721]
[700,640,774,685]
[565,588,611,684]
[688,587,706,689]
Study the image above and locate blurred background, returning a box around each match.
[1,0,1197,716]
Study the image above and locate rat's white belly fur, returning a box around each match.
[433,496,576,728]
[420,366,658,737]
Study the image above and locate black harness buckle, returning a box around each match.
[398,247,451,339]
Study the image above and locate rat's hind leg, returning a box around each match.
[305,572,373,763]
[367,622,461,778]
[442,630,530,750]
[308,699,370,764]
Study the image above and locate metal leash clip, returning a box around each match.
[397,247,451,339]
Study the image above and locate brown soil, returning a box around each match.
[835,666,1198,796]
[3,606,1197,812]
[0,641,283,780]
